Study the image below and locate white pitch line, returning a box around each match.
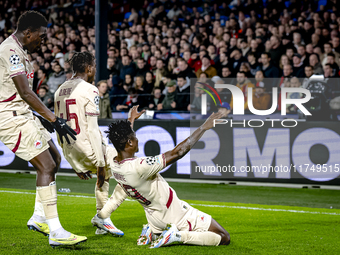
[1,190,339,216]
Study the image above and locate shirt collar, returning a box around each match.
[11,34,24,50]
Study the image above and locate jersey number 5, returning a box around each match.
[57,99,80,134]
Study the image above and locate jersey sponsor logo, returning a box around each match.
[94,95,99,105]
[34,140,43,149]
[10,63,24,71]
[145,156,157,165]
[25,71,34,79]
[9,54,20,65]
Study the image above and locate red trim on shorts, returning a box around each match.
[0,93,17,103]
[187,220,192,231]
[166,188,173,209]
[12,131,22,153]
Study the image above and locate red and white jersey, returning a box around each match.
[55,77,105,170]
[0,34,35,120]
[108,154,180,213]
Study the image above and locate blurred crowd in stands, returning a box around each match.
[1,0,340,118]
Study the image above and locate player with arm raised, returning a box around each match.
[0,11,84,248]
[54,51,144,236]
[92,108,231,248]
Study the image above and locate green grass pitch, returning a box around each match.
[0,173,339,254]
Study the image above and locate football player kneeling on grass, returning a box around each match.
[91,108,231,248]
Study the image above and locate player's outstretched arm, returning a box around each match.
[13,75,77,144]
[13,74,56,122]
[164,108,230,167]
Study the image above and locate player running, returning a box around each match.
[92,108,231,248]
[54,51,144,236]
[0,11,85,248]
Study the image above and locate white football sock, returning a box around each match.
[33,190,45,218]
[179,231,221,246]
[37,181,63,233]
[95,181,109,213]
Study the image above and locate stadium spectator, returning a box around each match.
[159,80,177,111]
[97,80,112,119]
[148,87,164,110]
[230,71,255,110]
[47,63,66,94]
[252,81,271,110]
[196,55,217,78]
[261,53,280,78]
[309,53,324,75]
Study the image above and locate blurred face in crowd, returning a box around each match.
[290,77,301,88]
[327,55,335,64]
[167,85,177,93]
[125,74,132,84]
[222,67,231,77]
[122,55,131,66]
[297,46,306,56]
[150,56,157,67]
[146,72,153,83]
[137,59,145,69]
[324,43,332,54]
[255,70,264,82]
[177,77,186,88]
[178,60,187,71]
[286,48,294,59]
[202,57,210,67]
[309,54,318,67]
[305,66,313,78]
[293,56,301,65]
[261,54,270,66]
[153,88,162,99]
[98,82,108,95]
[324,65,332,77]
[236,72,246,84]
[107,58,114,69]
[283,65,293,77]
[156,59,164,69]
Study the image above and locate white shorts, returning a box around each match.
[0,112,51,161]
[146,199,212,234]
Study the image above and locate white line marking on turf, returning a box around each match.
[1,190,339,216]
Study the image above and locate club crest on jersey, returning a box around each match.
[145,156,157,165]
[34,140,43,149]
[9,54,20,65]
[94,95,99,105]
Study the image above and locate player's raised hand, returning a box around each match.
[52,117,77,144]
[128,105,146,121]
[201,108,230,130]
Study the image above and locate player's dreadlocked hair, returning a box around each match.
[17,11,47,32]
[105,120,134,152]
[68,51,95,74]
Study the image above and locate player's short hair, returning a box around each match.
[69,51,95,74]
[17,11,47,32]
[106,120,134,152]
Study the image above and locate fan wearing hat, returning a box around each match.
[292,53,305,77]
[252,81,271,110]
[158,80,178,110]
[195,54,217,78]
